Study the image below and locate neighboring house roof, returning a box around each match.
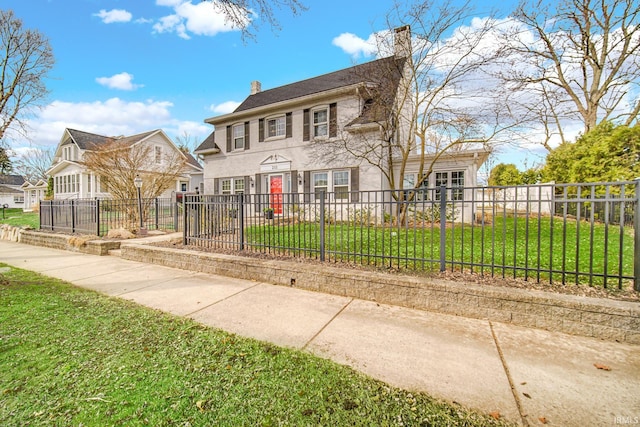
[183,152,203,170]
[228,56,406,115]
[0,184,22,194]
[0,174,25,186]
[66,129,113,150]
[194,132,219,154]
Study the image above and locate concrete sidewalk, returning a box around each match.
[1,239,638,426]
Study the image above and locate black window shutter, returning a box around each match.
[244,176,251,194]
[254,173,262,211]
[226,126,232,152]
[303,171,311,202]
[259,119,264,142]
[329,103,337,137]
[244,121,250,150]
[214,178,220,195]
[286,112,292,138]
[350,167,359,202]
[290,169,297,192]
[303,109,310,141]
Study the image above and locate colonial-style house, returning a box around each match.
[0,174,26,208]
[195,26,488,209]
[46,128,203,200]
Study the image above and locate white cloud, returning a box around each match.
[209,101,241,114]
[96,72,143,91]
[332,32,378,58]
[153,0,248,39]
[94,9,132,24]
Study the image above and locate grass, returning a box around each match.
[245,215,634,288]
[0,264,509,427]
[0,208,39,229]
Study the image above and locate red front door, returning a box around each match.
[269,175,283,214]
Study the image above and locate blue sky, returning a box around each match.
[4,0,541,170]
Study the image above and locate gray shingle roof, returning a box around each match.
[0,184,22,194]
[0,174,25,186]
[194,131,218,152]
[234,56,406,113]
[67,129,157,150]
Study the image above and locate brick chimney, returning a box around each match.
[394,25,411,58]
[250,80,262,95]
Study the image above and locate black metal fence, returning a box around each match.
[184,181,639,290]
[40,198,183,236]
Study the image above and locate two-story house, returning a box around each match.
[195,26,488,211]
[46,128,203,199]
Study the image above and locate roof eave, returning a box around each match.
[205,83,362,126]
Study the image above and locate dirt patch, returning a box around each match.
[149,241,639,303]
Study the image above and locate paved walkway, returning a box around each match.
[1,239,638,426]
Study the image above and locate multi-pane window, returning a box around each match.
[313,108,328,137]
[267,116,286,138]
[233,124,245,150]
[13,195,24,204]
[221,177,246,195]
[155,146,162,164]
[221,179,232,195]
[312,170,350,200]
[312,172,328,200]
[333,171,349,200]
[451,171,464,201]
[234,178,245,194]
[434,171,465,201]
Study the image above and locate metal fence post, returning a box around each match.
[440,185,447,272]
[634,179,640,291]
[238,194,245,251]
[96,199,101,236]
[320,190,325,262]
[71,199,76,233]
[155,198,159,229]
[183,196,188,246]
[50,200,54,231]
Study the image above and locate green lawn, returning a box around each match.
[0,208,39,228]
[245,215,634,288]
[0,264,509,426]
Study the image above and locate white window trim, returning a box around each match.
[221,177,246,195]
[232,124,245,150]
[155,145,163,164]
[265,115,286,141]
[312,169,350,200]
[311,106,329,139]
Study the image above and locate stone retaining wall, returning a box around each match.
[120,243,640,345]
[19,230,120,256]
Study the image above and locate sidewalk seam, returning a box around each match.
[183,282,262,317]
[302,298,354,350]
[489,321,529,427]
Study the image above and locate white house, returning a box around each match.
[0,174,26,208]
[21,179,48,212]
[195,26,488,211]
[46,128,203,200]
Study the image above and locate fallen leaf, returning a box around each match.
[523,392,532,399]
[594,363,611,371]
[539,416,548,424]
[196,400,205,412]
[489,411,501,420]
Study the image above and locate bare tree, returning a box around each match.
[83,140,187,230]
[313,0,517,213]
[495,0,640,150]
[0,10,54,144]
[11,147,52,182]
[209,0,306,38]
[82,140,187,201]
